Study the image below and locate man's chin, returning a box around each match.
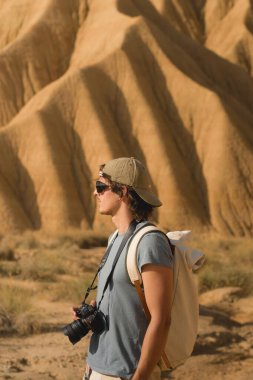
[99,209,110,215]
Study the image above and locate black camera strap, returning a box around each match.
[82,220,138,305]
[82,236,117,303]
[97,220,138,310]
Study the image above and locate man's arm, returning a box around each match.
[132,264,173,380]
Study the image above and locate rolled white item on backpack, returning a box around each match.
[167,232,205,271]
[166,230,191,244]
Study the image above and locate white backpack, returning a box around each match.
[126,225,205,369]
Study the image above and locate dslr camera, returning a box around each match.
[63,303,105,345]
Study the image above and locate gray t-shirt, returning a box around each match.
[87,222,173,379]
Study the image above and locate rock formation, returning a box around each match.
[0,0,252,236]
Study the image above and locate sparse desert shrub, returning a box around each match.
[75,233,108,249]
[41,230,108,250]
[0,285,40,335]
[16,231,40,250]
[17,250,70,281]
[199,266,253,296]
[0,230,108,262]
[196,236,253,296]
[0,261,19,277]
[0,245,15,260]
[1,234,103,281]
[0,235,18,261]
[53,274,95,304]
[30,230,108,249]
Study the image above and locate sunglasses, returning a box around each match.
[95,180,111,194]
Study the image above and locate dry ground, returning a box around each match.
[1,304,252,380]
[0,234,252,380]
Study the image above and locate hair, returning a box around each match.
[99,165,153,221]
[127,189,153,221]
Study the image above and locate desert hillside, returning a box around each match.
[0,0,252,236]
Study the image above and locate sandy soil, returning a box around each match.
[1,245,252,380]
[1,304,252,380]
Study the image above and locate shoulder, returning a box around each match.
[136,227,173,270]
[138,230,169,249]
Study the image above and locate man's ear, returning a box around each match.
[121,185,128,197]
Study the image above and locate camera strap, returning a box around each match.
[82,220,138,305]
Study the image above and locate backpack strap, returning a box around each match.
[126,225,159,285]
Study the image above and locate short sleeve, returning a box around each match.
[137,232,173,271]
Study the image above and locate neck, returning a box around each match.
[112,213,135,234]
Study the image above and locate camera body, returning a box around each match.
[63,303,105,345]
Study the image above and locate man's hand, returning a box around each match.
[71,306,79,320]
[72,300,96,320]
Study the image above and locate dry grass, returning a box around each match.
[0,231,105,336]
[192,234,253,296]
[17,249,70,281]
[0,230,252,338]
[52,273,95,304]
[0,229,108,251]
[0,284,41,335]
[0,230,106,281]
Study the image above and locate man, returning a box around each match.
[85,157,173,380]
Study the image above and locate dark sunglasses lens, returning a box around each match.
[96,181,108,193]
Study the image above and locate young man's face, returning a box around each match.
[94,177,122,216]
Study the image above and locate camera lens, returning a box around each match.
[63,319,89,345]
